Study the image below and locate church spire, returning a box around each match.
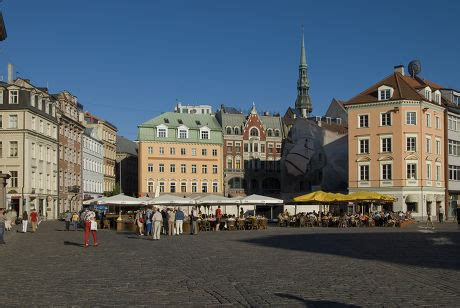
[295,26,312,118]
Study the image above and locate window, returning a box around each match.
[382,164,392,180]
[381,112,391,126]
[201,130,209,139]
[226,127,232,135]
[449,165,460,181]
[159,164,165,172]
[159,147,164,155]
[9,90,18,104]
[213,165,218,174]
[435,116,440,129]
[192,148,197,156]
[178,129,188,139]
[170,164,176,173]
[0,141,2,157]
[147,164,153,172]
[8,115,18,129]
[148,146,153,154]
[191,164,196,173]
[159,182,165,193]
[261,144,265,153]
[180,148,186,155]
[0,90,3,104]
[425,89,432,101]
[147,181,154,193]
[227,143,233,153]
[426,137,432,153]
[227,158,232,169]
[427,163,432,180]
[436,140,441,155]
[359,139,369,154]
[0,115,2,128]
[381,137,391,153]
[170,147,176,155]
[234,127,240,135]
[358,115,369,128]
[267,129,273,137]
[191,182,197,193]
[274,129,280,137]
[235,143,241,153]
[407,163,417,179]
[235,158,241,169]
[436,165,441,181]
[426,114,432,128]
[201,182,207,193]
[380,89,391,100]
[448,140,460,156]
[406,112,416,125]
[179,164,186,173]
[158,128,167,138]
[244,143,249,152]
[212,149,217,156]
[9,141,18,157]
[10,171,18,187]
[434,93,441,103]
[202,149,207,156]
[250,128,259,136]
[179,182,186,193]
[202,165,207,174]
[213,182,218,193]
[359,165,369,181]
[276,144,281,154]
[170,182,176,193]
[406,137,416,152]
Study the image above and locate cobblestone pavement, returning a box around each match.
[1,221,459,307]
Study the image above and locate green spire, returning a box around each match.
[300,26,307,67]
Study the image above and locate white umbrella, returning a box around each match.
[99,193,146,205]
[150,194,195,205]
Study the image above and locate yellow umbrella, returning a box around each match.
[294,191,345,203]
[337,191,395,202]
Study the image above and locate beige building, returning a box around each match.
[0,76,59,218]
[345,65,445,219]
[84,112,117,193]
[138,112,223,197]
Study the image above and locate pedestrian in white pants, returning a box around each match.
[152,208,163,240]
[22,211,29,233]
[175,220,183,235]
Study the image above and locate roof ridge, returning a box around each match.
[345,73,394,105]
[395,73,425,101]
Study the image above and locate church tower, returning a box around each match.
[295,28,312,118]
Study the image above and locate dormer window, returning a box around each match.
[250,127,259,137]
[9,90,19,104]
[177,125,189,139]
[378,86,393,101]
[226,127,232,135]
[267,129,273,137]
[156,124,168,138]
[433,91,441,104]
[234,127,240,135]
[200,126,210,139]
[424,88,432,101]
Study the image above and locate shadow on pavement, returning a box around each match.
[63,241,83,247]
[275,293,359,307]
[242,231,460,271]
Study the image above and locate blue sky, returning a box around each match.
[1,0,459,140]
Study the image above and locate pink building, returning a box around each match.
[345,65,445,220]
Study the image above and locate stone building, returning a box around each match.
[116,135,138,197]
[0,73,58,218]
[345,65,445,220]
[54,91,85,212]
[215,104,284,197]
[82,128,104,200]
[84,112,117,194]
[138,112,223,197]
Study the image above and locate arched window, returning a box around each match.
[274,129,280,137]
[226,127,232,135]
[234,127,240,135]
[250,127,259,137]
[267,129,273,137]
[147,180,154,193]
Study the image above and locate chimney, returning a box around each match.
[7,63,13,83]
[263,111,269,116]
[394,65,404,76]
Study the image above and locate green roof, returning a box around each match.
[138,112,223,144]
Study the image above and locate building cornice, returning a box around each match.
[345,99,445,113]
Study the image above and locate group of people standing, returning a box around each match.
[0,208,40,244]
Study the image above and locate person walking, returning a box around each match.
[30,210,39,233]
[167,208,175,236]
[135,210,144,236]
[438,205,443,223]
[426,208,434,229]
[0,209,6,244]
[83,209,98,247]
[175,207,184,235]
[71,212,79,231]
[215,206,223,231]
[22,211,28,233]
[4,210,11,231]
[144,207,153,236]
[152,207,162,240]
[64,211,72,231]
[191,206,198,235]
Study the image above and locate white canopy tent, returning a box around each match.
[149,194,195,205]
[98,193,146,205]
[195,194,242,215]
[83,197,107,205]
[240,194,284,219]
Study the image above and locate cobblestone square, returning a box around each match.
[1,221,459,307]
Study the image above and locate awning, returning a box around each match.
[240,194,283,205]
[425,194,435,202]
[405,194,419,203]
[338,191,396,202]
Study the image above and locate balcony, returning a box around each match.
[224,168,244,173]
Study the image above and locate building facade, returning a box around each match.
[441,88,460,219]
[345,65,446,220]
[84,112,117,194]
[138,112,223,197]
[54,91,85,213]
[216,104,284,197]
[116,135,138,197]
[0,77,59,218]
[82,128,104,200]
